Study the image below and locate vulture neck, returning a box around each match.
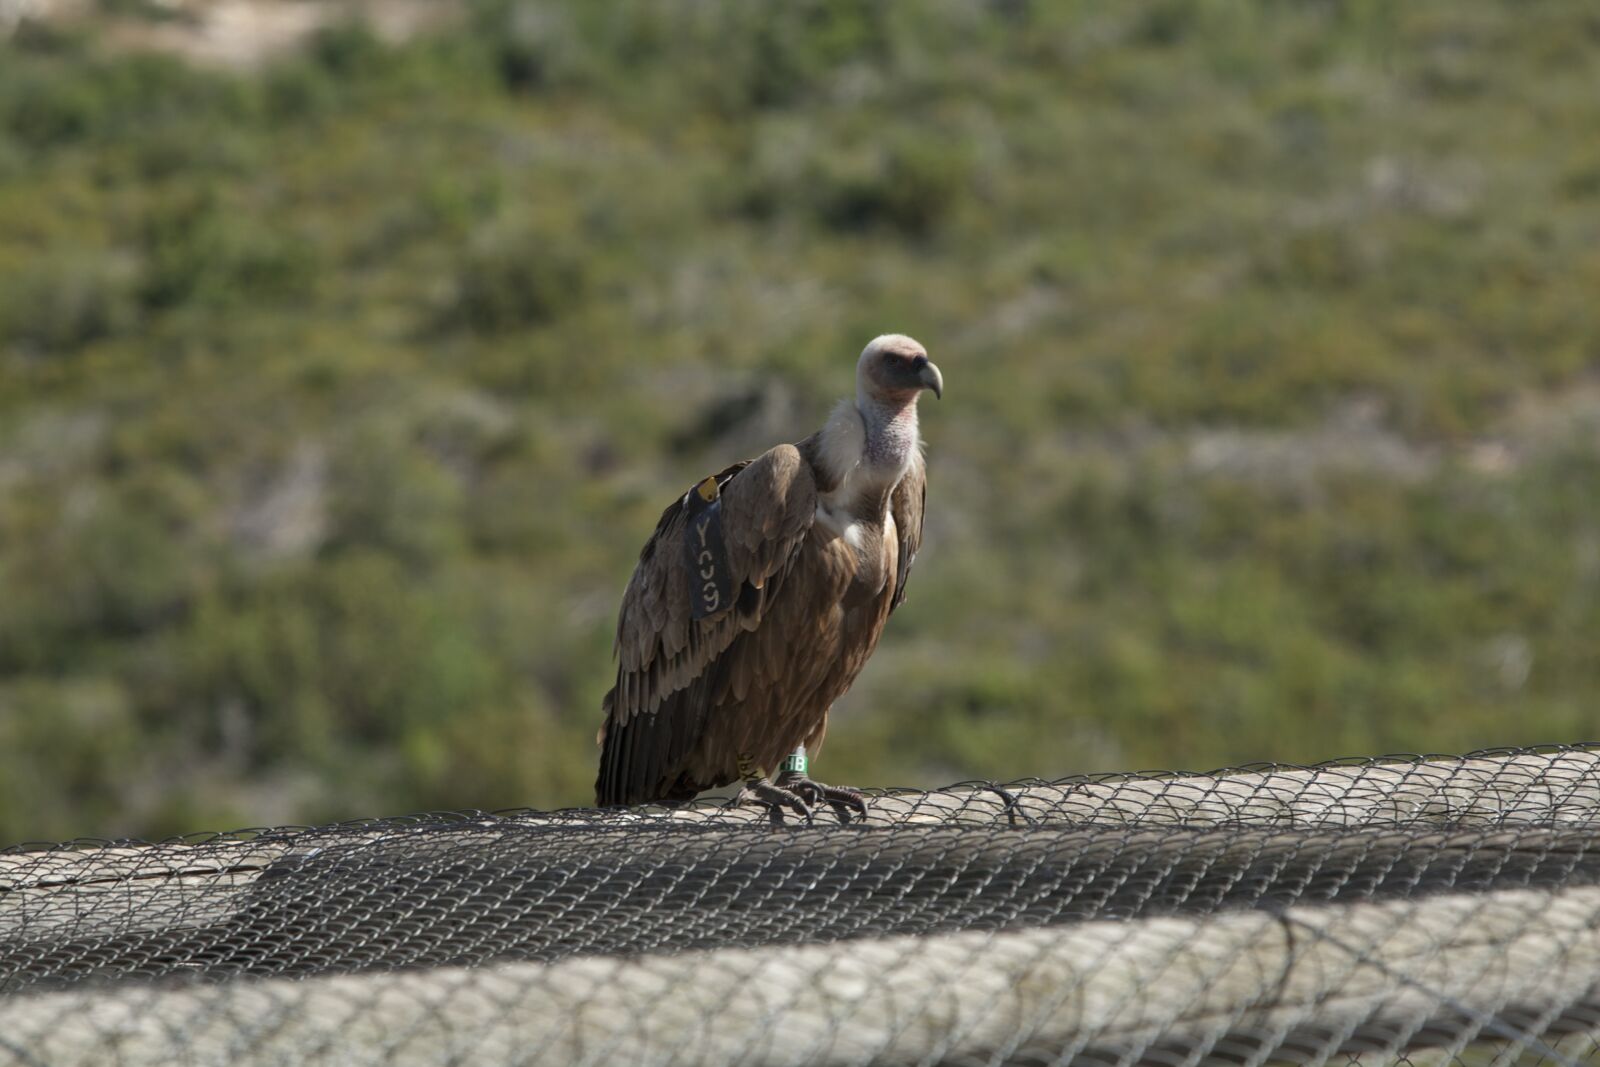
[857,391,921,475]
[814,393,921,523]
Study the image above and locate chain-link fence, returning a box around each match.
[5,745,1600,1065]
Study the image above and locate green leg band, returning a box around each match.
[780,751,808,775]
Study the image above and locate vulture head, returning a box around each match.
[857,334,943,406]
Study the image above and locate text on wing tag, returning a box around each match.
[683,477,735,620]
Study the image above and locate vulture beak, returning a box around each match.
[915,357,944,400]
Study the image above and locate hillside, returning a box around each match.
[1,0,1598,841]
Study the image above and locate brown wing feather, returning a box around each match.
[596,445,817,806]
[888,451,925,612]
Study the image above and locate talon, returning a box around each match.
[775,772,868,825]
[733,778,813,824]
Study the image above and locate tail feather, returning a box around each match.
[595,668,718,807]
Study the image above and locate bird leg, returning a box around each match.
[730,755,812,824]
[775,748,868,824]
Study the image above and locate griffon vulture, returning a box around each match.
[596,334,942,820]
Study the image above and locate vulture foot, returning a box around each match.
[731,778,814,825]
[775,771,868,825]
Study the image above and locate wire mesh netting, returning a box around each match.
[6,745,1600,1065]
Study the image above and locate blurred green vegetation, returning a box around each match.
[1,0,1598,842]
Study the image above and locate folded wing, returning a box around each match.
[888,451,925,613]
[596,445,818,805]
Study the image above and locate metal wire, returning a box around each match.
[4,745,1600,1065]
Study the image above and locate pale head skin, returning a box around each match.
[856,334,943,408]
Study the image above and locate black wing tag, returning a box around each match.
[683,476,735,620]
